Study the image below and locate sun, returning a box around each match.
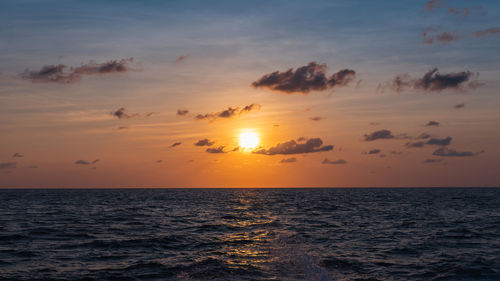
[238,131,260,150]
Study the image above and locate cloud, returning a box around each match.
[422,0,445,12]
[426,121,440,126]
[423,30,462,45]
[280,157,297,163]
[309,116,325,121]
[254,138,333,155]
[171,142,182,147]
[177,109,189,116]
[454,103,465,109]
[0,162,16,169]
[433,147,481,157]
[364,129,395,141]
[194,139,215,146]
[175,55,189,63]
[417,133,432,139]
[406,136,452,148]
[117,126,128,130]
[423,159,443,163]
[380,68,480,93]
[322,158,347,165]
[12,153,24,158]
[251,62,355,94]
[206,146,225,154]
[363,149,381,155]
[156,160,163,163]
[406,141,426,148]
[22,58,134,83]
[475,27,500,37]
[74,159,99,165]
[427,136,452,146]
[447,6,487,17]
[195,104,261,121]
[111,108,153,119]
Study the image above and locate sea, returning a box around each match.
[0,188,499,281]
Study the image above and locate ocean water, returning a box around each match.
[0,188,499,281]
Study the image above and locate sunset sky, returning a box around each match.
[1,0,499,187]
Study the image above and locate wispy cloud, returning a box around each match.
[362,149,381,155]
[379,68,480,93]
[254,138,333,155]
[425,121,440,126]
[322,158,347,165]
[0,162,16,169]
[177,109,189,116]
[12,153,24,158]
[206,146,225,154]
[194,139,215,146]
[475,27,500,37]
[22,58,134,83]
[194,104,261,121]
[432,147,482,157]
[171,142,182,147]
[175,55,189,63]
[252,62,355,94]
[111,108,153,119]
[364,130,395,141]
[74,159,100,165]
[280,157,297,163]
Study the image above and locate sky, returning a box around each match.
[0,0,499,188]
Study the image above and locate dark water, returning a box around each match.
[0,188,499,281]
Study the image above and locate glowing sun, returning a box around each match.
[238,131,260,150]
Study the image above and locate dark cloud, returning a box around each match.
[309,116,325,121]
[363,149,381,155]
[177,109,189,116]
[280,157,297,163]
[423,159,443,163]
[194,139,215,146]
[195,104,261,121]
[111,108,153,119]
[74,159,99,165]
[433,147,481,157]
[454,103,465,109]
[322,158,347,165]
[380,68,479,93]
[156,160,163,163]
[206,146,225,154]
[117,126,128,130]
[254,138,333,155]
[171,142,182,147]
[475,27,500,37]
[12,153,24,158]
[251,62,355,94]
[406,136,452,148]
[406,141,426,148]
[175,55,189,63]
[427,136,452,146]
[422,0,445,12]
[0,162,16,169]
[22,58,134,83]
[415,68,476,91]
[426,121,440,126]
[364,129,395,141]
